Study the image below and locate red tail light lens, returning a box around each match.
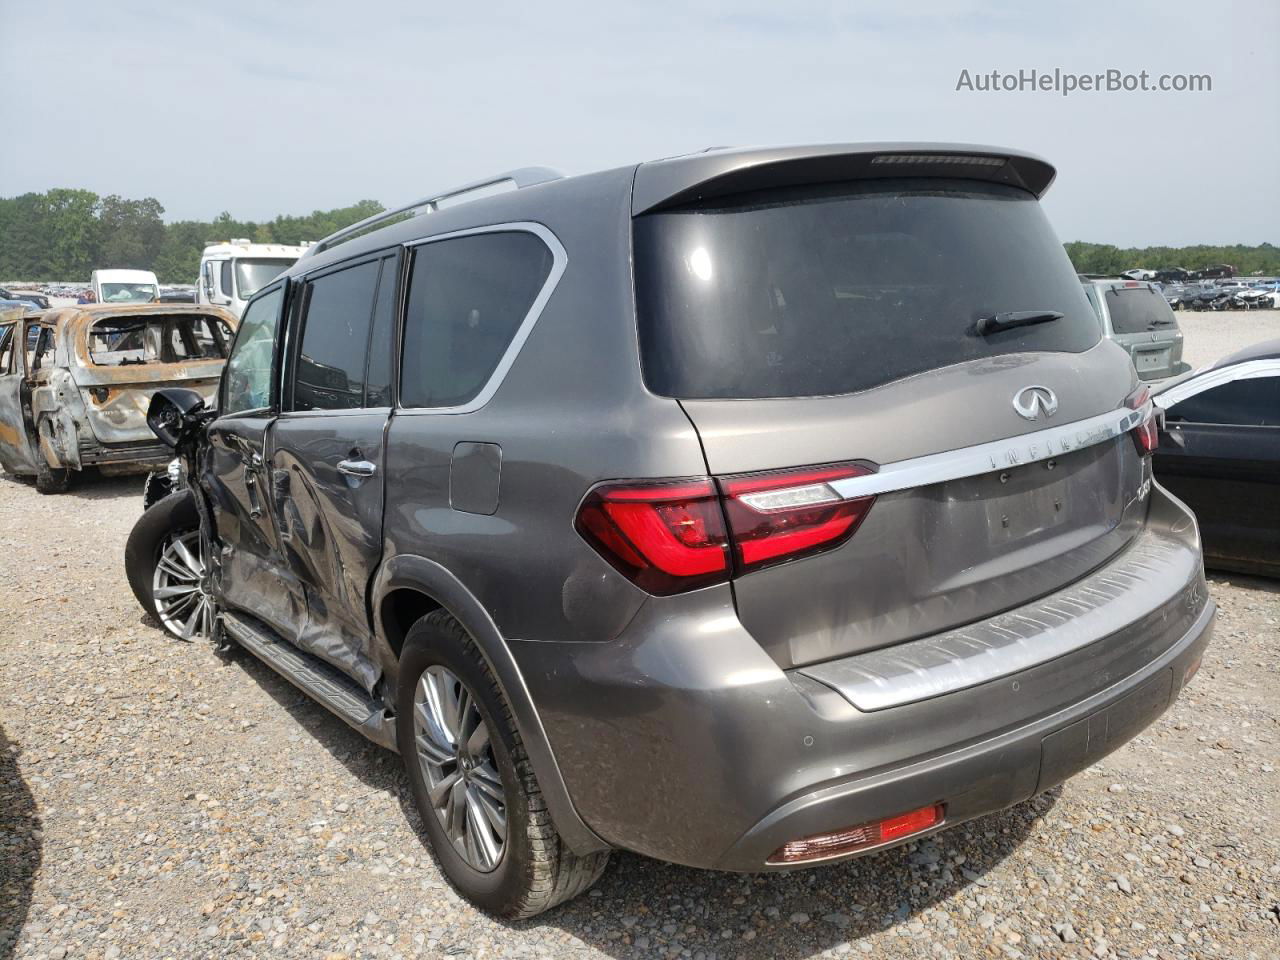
[720,463,876,573]
[574,480,730,595]
[1125,386,1159,456]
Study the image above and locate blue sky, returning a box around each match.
[1,0,1276,246]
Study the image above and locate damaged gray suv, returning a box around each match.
[126,144,1215,918]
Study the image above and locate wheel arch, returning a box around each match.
[370,553,610,856]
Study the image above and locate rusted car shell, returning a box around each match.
[1,304,236,476]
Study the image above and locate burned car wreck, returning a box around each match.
[0,303,236,492]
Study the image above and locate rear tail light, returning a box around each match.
[574,480,730,595]
[575,462,877,594]
[767,803,944,864]
[1125,386,1159,456]
[720,463,876,573]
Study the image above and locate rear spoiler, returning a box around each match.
[631,143,1057,215]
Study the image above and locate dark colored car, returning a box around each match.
[124,144,1214,918]
[0,286,50,310]
[1154,340,1280,577]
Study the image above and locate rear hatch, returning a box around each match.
[1088,282,1185,380]
[633,177,1152,669]
[74,311,233,444]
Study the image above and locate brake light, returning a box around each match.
[1125,386,1159,456]
[720,463,876,572]
[575,480,730,595]
[576,462,877,594]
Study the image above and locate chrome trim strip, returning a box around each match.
[828,402,1150,500]
[796,518,1202,712]
[395,221,567,416]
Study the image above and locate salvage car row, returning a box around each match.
[1,144,1277,921]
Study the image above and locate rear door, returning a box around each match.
[205,282,306,638]
[269,252,398,693]
[0,319,39,475]
[633,177,1151,668]
[1156,372,1280,575]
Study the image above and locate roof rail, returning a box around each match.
[303,167,563,259]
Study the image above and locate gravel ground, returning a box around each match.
[2,320,1278,960]
[1171,310,1280,370]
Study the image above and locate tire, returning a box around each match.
[35,460,71,494]
[397,611,609,918]
[124,489,212,640]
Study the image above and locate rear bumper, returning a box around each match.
[722,598,1212,870]
[510,484,1212,870]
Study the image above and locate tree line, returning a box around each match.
[2,188,1277,283]
[0,190,384,283]
[1064,241,1280,277]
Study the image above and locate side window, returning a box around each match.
[364,256,398,408]
[1168,376,1279,427]
[0,324,13,373]
[27,325,54,371]
[291,259,380,411]
[401,231,553,408]
[219,261,233,300]
[223,286,284,415]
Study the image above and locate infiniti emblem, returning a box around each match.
[1013,385,1059,421]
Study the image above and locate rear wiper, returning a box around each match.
[1147,319,1176,329]
[976,310,1065,336]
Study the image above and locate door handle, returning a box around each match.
[337,458,377,478]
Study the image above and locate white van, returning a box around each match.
[196,240,310,318]
[91,269,160,304]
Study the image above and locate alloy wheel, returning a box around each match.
[152,529,212,641]
[413,666,507,872]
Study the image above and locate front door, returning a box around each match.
[1156,372,1280,575]
[270,252,398,693]
[205,282,306,637]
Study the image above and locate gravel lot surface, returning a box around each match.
[1174,310,1280,369]
[2,317,1278,960]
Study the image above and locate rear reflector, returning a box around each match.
[767,804,944,864]
[720,463,876,573]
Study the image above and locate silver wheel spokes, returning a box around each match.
[413,666,507,872]
[152,530,212,641]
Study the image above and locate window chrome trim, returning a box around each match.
[1153,359,1280,411]
[396,221,567,416]
[828,401,1151,501]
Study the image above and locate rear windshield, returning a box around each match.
[634,179,1100,399]
[99,282,158,304]
[1104,286,1177,334]
[88,314,234,365]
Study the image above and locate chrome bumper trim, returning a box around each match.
[796,516,1202,712]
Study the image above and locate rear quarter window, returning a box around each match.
[634,179,1100,399]
[400,231,554,409]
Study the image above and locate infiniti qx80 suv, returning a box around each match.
[126,144,1214,918]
